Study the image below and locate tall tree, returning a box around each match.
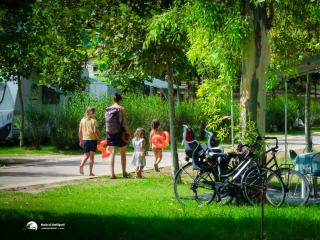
[0,0,36,146]
[92,1,192,176]
[171,0,320,138]
[144,6,189,176]
[31,0,90,91]
[0,0,92,146]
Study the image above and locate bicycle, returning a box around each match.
[174,126,286,207]
[262,137,310,205]
[236,137,286,207]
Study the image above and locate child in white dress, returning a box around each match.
[131,128,146,178]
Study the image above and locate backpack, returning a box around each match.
[105,107,122,135]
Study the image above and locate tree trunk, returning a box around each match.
[240,5,270,139]
[17,75,25,147]
[305,74,312,152]
[166,55,179,177]
[315,77,317,99]
[175,79,180,106]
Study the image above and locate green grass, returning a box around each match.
[0,145,137,156]
[266,126,320,136]
[0,146,81,156]
[0,172,319,240]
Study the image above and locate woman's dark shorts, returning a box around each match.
[83,140,98,153]
[107,132,126,147]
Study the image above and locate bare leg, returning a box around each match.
[109,146,116,178]
[136,166,143,178]
[80,152,90,175]
[153,149,160,172]
[152,148,158,165]
[156,150,163,168]
[89,151,95,176]
[139,166,144,177]
[135,166,139,178]
[120,146,128,177]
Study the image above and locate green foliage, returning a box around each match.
[266,95,299,132]
[266,95,320,132]
[51,93,111,149]
[184,1,251,83]
[1,172,320,240]
[176,100,204,139]
[121,93,168,138]
[92,1,172,91]
[25,105,55,148]
[268,0,320,80]
[197,78,239,141]
[51,92,203,149]
[0,0,36,81]
[30,0,90,91]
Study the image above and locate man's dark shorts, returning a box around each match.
[107,132,126,147]
[83,140,98,153]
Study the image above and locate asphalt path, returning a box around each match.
[0,150,186,190]
[0,132,319,190]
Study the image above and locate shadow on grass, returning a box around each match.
[0,209,319,240]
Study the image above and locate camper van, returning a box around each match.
[0,81,19,143]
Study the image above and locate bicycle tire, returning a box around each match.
[280,168,310,205]
[242,166,286,207]
[174,162,216,206]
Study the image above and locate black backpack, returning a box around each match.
[105,107,122,135]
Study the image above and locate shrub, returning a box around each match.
[266,95,301,132]
[51,92,204,149]
[176,100,205,140]
[51,93,112,149]
[25,104,55,148]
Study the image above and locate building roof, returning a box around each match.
[296,54,320,76]
[144,78,187,90]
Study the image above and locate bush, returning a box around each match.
[25,104,55,148]
[266,95,301,132]
[311,99,320,125]
[51,93,112,149]
[51,92,204,149]
[176,100,204,140]
[266,95,320,132]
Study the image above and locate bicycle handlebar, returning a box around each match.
[238,136,279,152]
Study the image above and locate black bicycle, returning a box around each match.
[174,126,286,207]
[262,137,310,205]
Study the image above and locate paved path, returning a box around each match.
[0,150,186,190]
[270,132,320,152]
[0,132,319,190]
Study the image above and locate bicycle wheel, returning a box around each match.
[174,162,216,206]
[242,166,285,207]
[280,168,310,205]
[216,181,236,204]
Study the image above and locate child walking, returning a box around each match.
[149,119,163,172]
[131,128,146,178]
[79,106,100,176]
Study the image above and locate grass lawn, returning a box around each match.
[0,171,319,240]
[0,145,136,156]
[266,126,320,136]
[0,146,81,156]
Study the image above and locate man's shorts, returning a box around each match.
[107,132,126,147]
[83,140,98,153]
